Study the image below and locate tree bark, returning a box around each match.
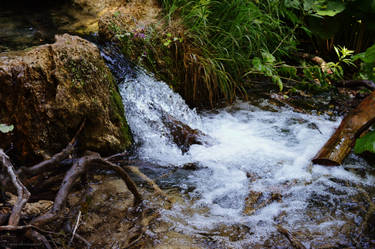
[312,90,375,166]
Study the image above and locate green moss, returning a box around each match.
[107,73,133,149]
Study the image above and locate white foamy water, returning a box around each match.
[120,70,375,248]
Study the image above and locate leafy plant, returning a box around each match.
[158,0,299,102]
[354,130,375,154]
[326,45,355,79]
[245,51,284,91]
[353,43,375,81]
[0,124,14,133]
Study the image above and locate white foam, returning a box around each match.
[119,70,375,247]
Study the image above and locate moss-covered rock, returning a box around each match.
[0,34,132,163]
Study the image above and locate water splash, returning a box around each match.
[119,70,375,248]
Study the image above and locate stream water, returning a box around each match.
[119,69,375,248]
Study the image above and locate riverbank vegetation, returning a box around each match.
[112,0,375,106]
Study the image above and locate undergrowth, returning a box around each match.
[113,0,374,107]
[158,0,299,104]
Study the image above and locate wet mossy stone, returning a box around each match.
[0,34,132,163]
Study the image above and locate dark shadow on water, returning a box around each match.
[0,0,82,52]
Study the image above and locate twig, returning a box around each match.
[31,151,143,226]
[69,210,81,246]
[0,149,30,226]
[25,229,52,249]
[105,152,129,161]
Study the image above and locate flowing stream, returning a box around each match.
[119,69,375,248]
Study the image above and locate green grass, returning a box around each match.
[158,0,298,103]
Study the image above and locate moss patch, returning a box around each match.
[108,73,133,149]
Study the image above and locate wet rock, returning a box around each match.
[0,34,132,163]
[68,176,135,248]
[6,192,53,218]
[162,114,211,153]
[243,191,263,215]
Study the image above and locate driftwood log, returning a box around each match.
[312,90,375,166]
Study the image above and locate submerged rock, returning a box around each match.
[0,34,132,163]
[162,114,212,154]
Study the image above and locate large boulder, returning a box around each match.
[0,34,132,163]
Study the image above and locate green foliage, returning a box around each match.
[354,130,375,154]
[246,52,284,91]
[326,45,355,79]
[302,0,346,16]
[0,124,14,133]
[159,0,299,100]
[353,43,375,81]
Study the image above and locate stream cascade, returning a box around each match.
[119,66,375,248]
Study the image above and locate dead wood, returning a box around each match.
[312,90,375,166]
[25,229,52,249]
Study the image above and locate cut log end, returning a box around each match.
[312,158,340,166]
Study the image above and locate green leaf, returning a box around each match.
[252,57,263,71]
[261,51,276,64]
[0,124,14,133]
[272,75,283,91]
[353,44,375,64]
[354,130,375,154]
[284,0,300,9]
[278,65,297,77]
[315,1,346,17]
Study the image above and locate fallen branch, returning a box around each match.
[25,229,52,249]
[312,90,375,165]
[31,152,142,227]
[0,119,146,248]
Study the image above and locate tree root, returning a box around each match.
[0,120,152,248]
[0,149,30,226]
[128,166,171,203]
